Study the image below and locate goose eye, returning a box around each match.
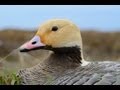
[51,26,58,31]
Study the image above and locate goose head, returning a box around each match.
[20,19,82,52]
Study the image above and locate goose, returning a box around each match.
[18,19,120,85]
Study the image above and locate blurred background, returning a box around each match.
[0,5,120,72]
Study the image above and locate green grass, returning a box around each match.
[0,73,21,85]
[0,70,21,85]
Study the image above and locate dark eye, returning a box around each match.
[51,26,58,31]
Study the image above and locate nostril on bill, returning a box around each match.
[32,41,37,45]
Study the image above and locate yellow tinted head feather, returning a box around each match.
[36,19,83,48]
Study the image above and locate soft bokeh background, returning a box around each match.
[0,5,120,73]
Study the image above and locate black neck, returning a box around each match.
[48,46,82,64]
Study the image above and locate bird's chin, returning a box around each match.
[20,46,45,52]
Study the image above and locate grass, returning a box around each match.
[0,63,22,85]
[0,72,21,85]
